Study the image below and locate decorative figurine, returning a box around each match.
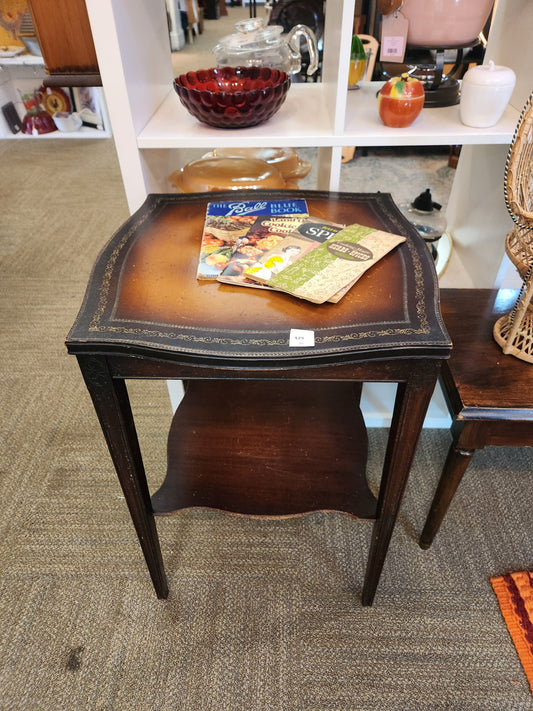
[377,73,425,127]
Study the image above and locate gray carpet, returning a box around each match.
[0,137,532,710]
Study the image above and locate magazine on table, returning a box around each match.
[243,217,345,292]
[216,212,311,288]
[196,199,308,280]
[264,223,406,304]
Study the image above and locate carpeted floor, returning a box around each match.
[1,137,532,710]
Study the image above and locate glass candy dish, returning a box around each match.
[173,66,290,129]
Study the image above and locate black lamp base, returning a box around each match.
[415,75,460,107]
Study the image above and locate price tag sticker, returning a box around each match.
[380,11,408,63]
[289,329,315,348]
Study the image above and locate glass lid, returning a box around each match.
[215,18,284,53]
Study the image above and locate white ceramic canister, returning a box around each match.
[459,61,516,128]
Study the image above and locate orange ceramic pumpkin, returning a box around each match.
[377,73,425,127]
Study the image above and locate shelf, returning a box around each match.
[137,80,518,151]
[0,57,110,140]
[151,380,377,519]
[4,125,110,139]
[137,83,335,149]
[0,52,44,67]
[344,82,518,146]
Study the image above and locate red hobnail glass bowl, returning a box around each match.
[21,108,57,135]
[173,66,291,129]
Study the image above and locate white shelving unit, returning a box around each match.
[0,52,44,67]
[84,0,530,209]
[82,0,532,425]
[136,81,519,149]
[0,55,111,139]
[137,84,335,148]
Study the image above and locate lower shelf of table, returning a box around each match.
[151,380,378,519]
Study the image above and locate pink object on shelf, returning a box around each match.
[401,0,494,48]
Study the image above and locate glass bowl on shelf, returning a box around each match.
[20,91,57,135]
[168,155,286,192]
[173,66,291,129]
[21,108,57,135]
[207,147,311,187]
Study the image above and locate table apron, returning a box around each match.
[102,353,445,382]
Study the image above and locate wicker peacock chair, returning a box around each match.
[493,91,533,363]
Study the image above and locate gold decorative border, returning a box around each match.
[81,193,436,357]
[89,195,166,331]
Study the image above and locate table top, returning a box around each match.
[440,288,533,416]
[66,190,450,369]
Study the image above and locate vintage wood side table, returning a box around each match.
[419,287,533,549]
[66,190,450,606]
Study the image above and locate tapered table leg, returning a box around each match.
[419,441,474,549]
[77,354,168,599]
[362,369,439,606]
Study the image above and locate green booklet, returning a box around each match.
[266,223,406,304]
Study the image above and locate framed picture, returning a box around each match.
[71,86,104,129]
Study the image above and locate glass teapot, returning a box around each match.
[213,17,319,78]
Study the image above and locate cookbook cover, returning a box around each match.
[216,212,309,288]
[196,199,308,280]
[266,223,406,304]
[244,217,345,287]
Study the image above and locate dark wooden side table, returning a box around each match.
[66,190,450,606]
[419,288,533,549]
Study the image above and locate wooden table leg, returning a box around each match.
[77,355,169,599]
[362,368,439,606]
[419,440,474,549]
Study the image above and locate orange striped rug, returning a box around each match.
[491,571,533,694]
